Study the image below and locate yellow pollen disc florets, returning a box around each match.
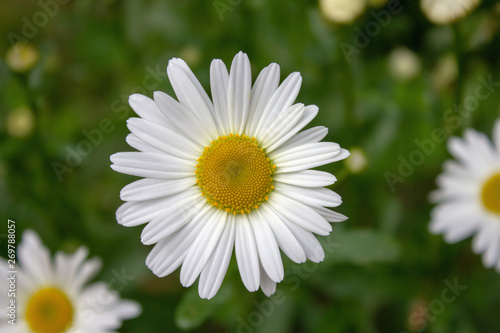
[482,172,500,215]
[25,287,74,333]
[196,134,275,214]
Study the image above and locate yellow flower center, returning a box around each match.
[482,172,500,215]
[25,287,74,333]
[196,134,275,214]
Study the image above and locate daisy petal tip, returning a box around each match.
[340,148,351,159]
[210,58,224,66]
[128,301,143,317]
[128,93,145,104]
[152,91,162,100]
[168,57,186,67]
[198,293,210,300]
[109,152,121,163]
[140,232,157,246]
[23,229,40,244]
[247,286,259,293]
[261,287,276,297]
[235,50,246,57]
[116,215,125,226]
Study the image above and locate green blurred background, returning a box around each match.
[1,0,500,332]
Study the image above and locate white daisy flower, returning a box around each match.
[388,46,422,82]
[319,0,366,24]
[111,51,349,299]
[430,119,500,271]
[0,230,141,333]
[421,0,481,25]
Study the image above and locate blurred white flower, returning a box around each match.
[421,0,481,25]
[388,46,422,82]
[345,147,368,173]
[6,107,35,138]
[319,0,366,24]
[430,119,500,272]
[6,43,39,73]
[432,53,458,91]
[179,45,202,67]
[111,51,349,299]
[0,230,141,333]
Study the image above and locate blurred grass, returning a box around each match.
[1,0,500,332]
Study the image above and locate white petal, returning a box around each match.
[254,72,302,139]
[69,257,102,292]
[55,246,89,289]
[125,134,162,154]
[127,117,201,159]
[167,59,218,138]
[120,177,196,201]
[273,141,338,162]
[0,324,24,333]
[110,152,194,179]
[116,196,172,227]
[274,144,349,174]
[270,192,332,235]
[199,215,236,299]
[430,173,479,202]
[274,170,336,187]
[448,134,491,176]
[235,214,260,292]
[227,52,252,134]
[260,104,304,149]
[472,222,496,253]
[281,219,325,262]
[430,200,481,240]
[313,206,348,222]
[146,205,213,277]
[442,159,469,178]
[271,126,328,156]
[463,129,500,166]
[494,118,500,153]
[246,63,280,137]
[259,262,277,297]
[105,299,142,320]
[78,283,141,329]
[258,204,306,263]
[482,228,500,268]
[153,91,212,146]
[249,213,284,283]
[180,210,226,287]
[18,230,52,285]
[210,59,230,134]
[444,215,482,244]
[275,183,342,208]
[128,94,170,127]
[141,190,206,245]
[266,105,319,153]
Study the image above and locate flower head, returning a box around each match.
[0,230,141,333]
[111,51,349,299]
[430,119,500,271]
[6,43,39,73]
[319,0,366,24]
[421,0,481,25]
